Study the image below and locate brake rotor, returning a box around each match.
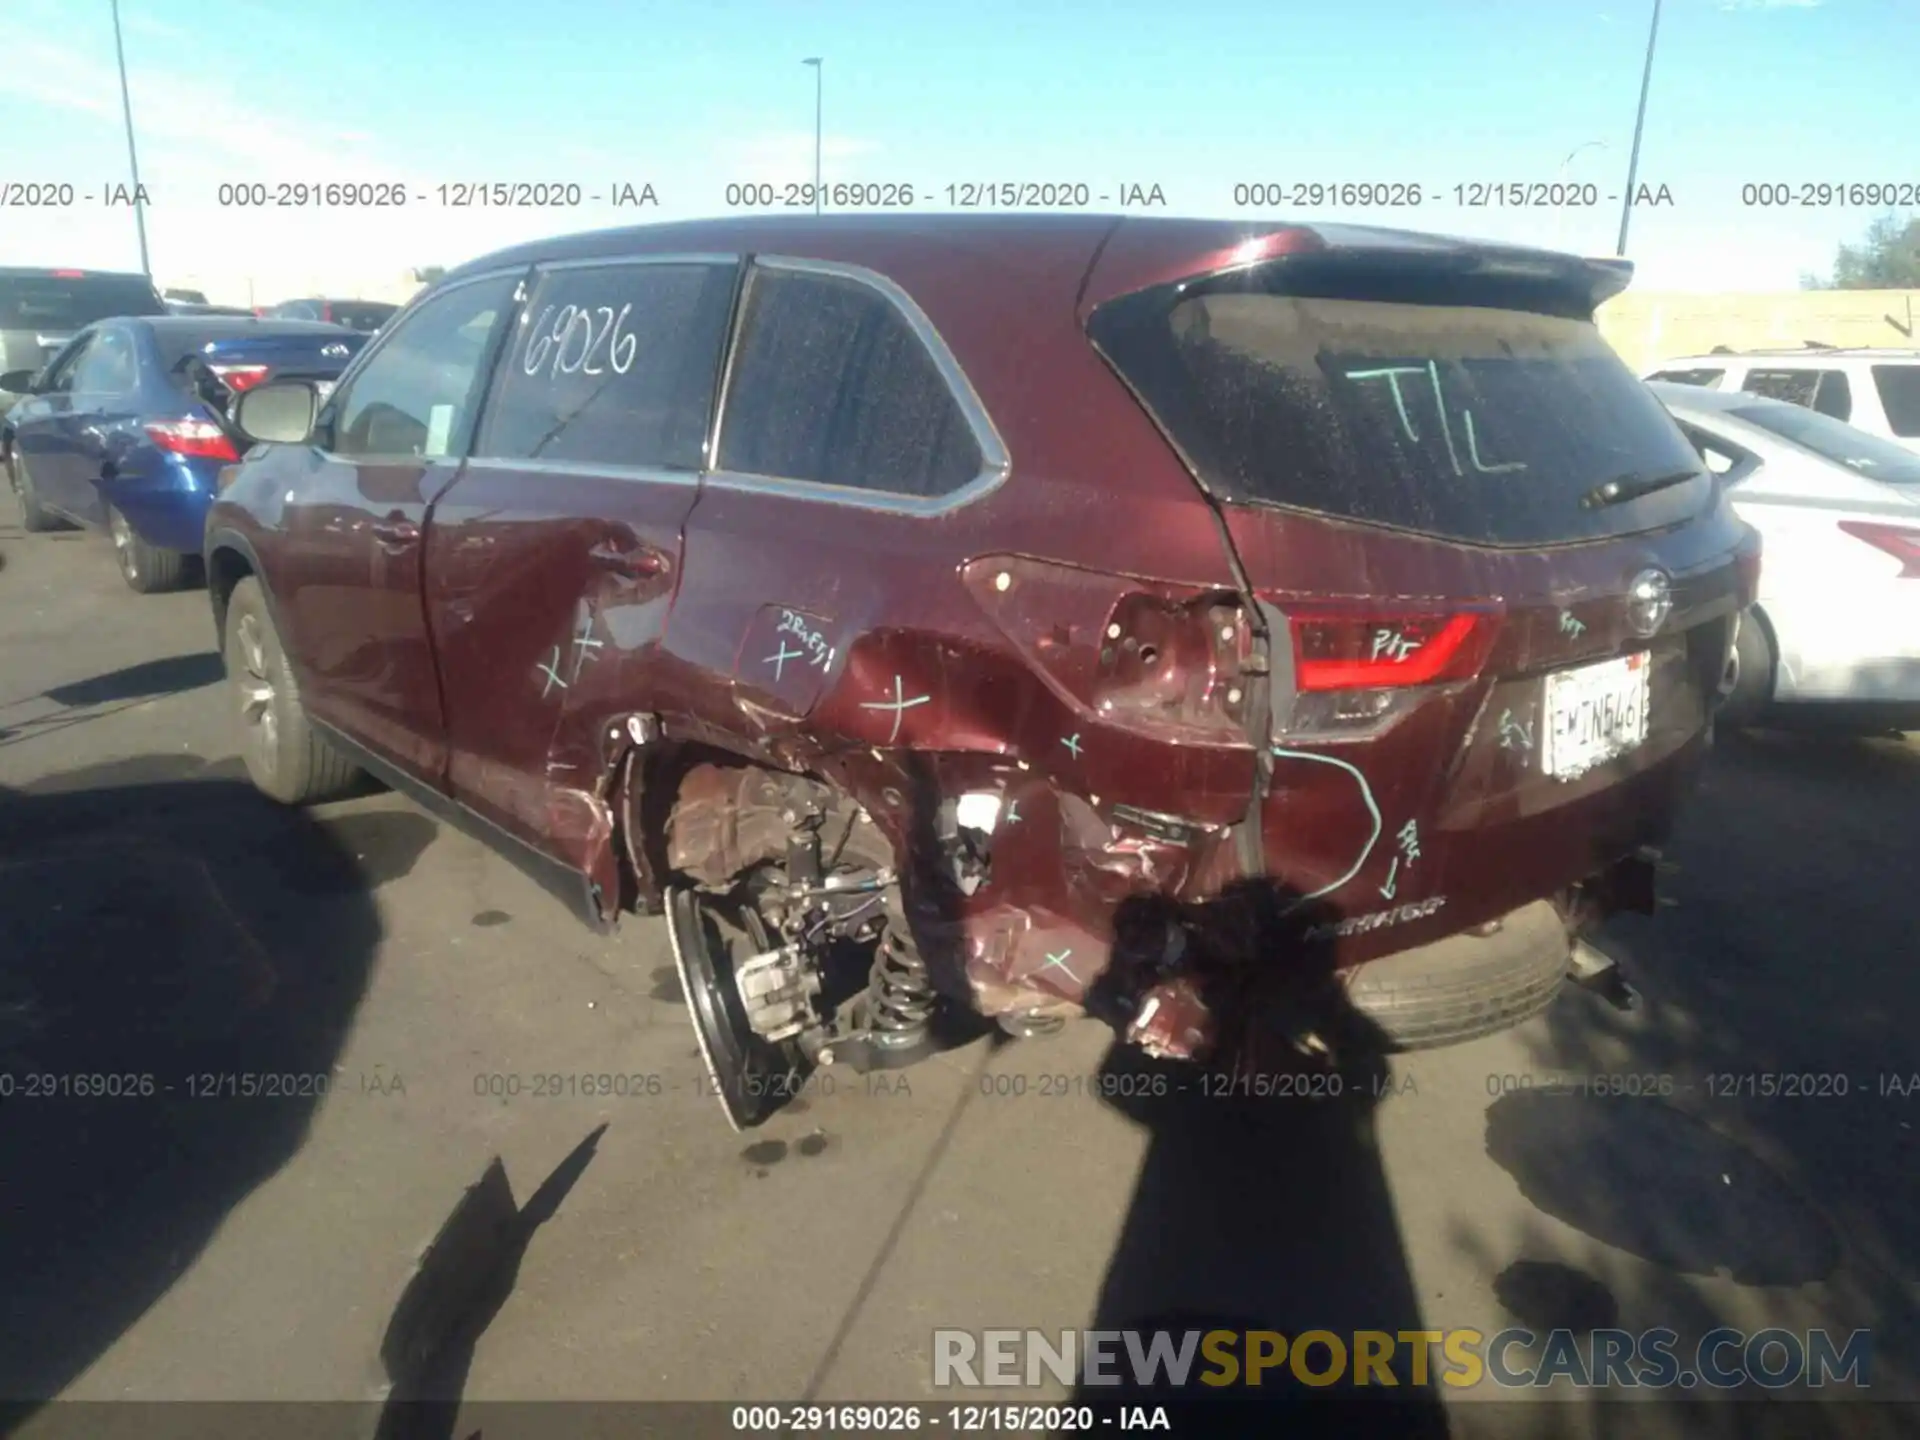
[664,884,805,1131]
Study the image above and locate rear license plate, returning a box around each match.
[1543,652,1651,780]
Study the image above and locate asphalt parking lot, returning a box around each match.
[1,498,1917,1439]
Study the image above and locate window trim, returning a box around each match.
[1675,420,1760,489]
[464,251,741,487]
[314,265,531,464]
[706,255,1012,515]
[39,329,97,393]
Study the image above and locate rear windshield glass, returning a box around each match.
[326,303,397,331]
[1089,276,1708,546]
[1871,364,1920,438]
[1729,401,1920,484]
[151,322,365,372]
[0,274,165,330]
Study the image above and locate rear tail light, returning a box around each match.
[145,418,241,461]
[1288,610,1500,691]
[208,364,271,394]
[1838,520,1920,578]
[1277,605,1503,741]
[320,304,334,323]
[961,555,1252,742]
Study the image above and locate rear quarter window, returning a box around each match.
[715,266,984,498]
[1090,281,1709,546]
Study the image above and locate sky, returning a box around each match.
[1,0,1915,304]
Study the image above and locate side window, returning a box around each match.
[476,261,736,470]
[326,274,518,461]
[38,333,95,393]
[1742,369,1819,408]
[71,327,137,393]
[716,266,984,497]
[1810,370,1851,422]
[1647,368,1724,388]
[1872,364,1920,438]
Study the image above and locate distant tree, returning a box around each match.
[1806,213,1920,290]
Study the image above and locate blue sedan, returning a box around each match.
[1,316,366,592]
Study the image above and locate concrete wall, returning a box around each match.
[1600,289,1920,372]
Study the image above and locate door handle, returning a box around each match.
[587,539,665,579]
[370,516,420,547]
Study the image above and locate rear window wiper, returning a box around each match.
[1582,467,1702,510]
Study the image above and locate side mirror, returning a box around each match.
[234,380,318,445]
[0,369,39,395]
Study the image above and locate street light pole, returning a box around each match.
[109,0,151,276]
[802,57,823,215]
[1616,0,1663,257]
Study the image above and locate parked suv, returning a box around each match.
[1645,347,1920,455]
[206,216,1758,1129]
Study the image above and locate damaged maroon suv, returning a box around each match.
[206,215,1759,1129]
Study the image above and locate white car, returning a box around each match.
[1644,348,1920,455]
[1650,381,1920,731]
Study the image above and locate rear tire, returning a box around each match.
[1341,900,1572,1051]
[9,452,66,533]
[108,505,191,593]
[1717,610,1774,729]
[223,576,361,805]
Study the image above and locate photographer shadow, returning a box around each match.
[0,754,410,1420]
[1071,880,1450,1437]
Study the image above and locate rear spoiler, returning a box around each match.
[1097,222,1638,322]
[1186,245,1636,322]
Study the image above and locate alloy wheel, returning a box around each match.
[109,509,139,584]
[235,612,279,774]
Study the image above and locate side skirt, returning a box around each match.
[310,720,615,936]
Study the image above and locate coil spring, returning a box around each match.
[867,929,935,1033]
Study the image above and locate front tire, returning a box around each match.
[224,576,361,805]
[9,452,66,533]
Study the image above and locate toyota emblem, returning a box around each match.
[1626,568,1673,638]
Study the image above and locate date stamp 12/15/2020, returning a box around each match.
[7,1066,1916,1106]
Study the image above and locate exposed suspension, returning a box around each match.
[865,927,937,1042]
